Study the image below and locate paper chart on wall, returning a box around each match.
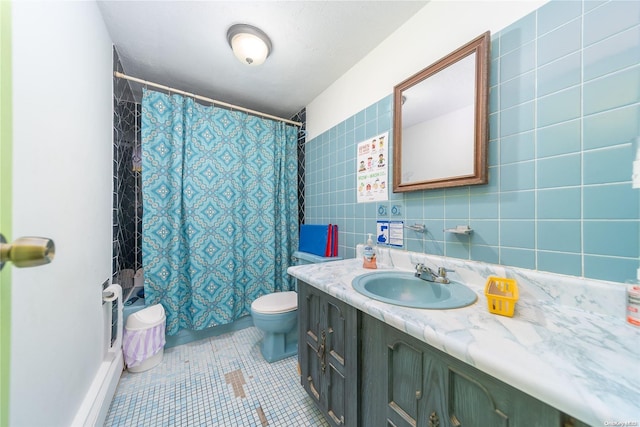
[356,132,389,203]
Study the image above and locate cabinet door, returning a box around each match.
[446,364,566,427]
[385,325,452,427]
[362,314,444,427]
[325,296,358,426]
[298,281,324,406]
[442,350,564,427]
[445,366,510,427]
[421,348,449,427]
[297,281,358,427]
[385,326,425,427]
[360,312,387,426]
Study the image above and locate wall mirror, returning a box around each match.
[393,31,490,192]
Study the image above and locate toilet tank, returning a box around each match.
[292,250,342,266]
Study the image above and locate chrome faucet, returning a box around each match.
[414,263,453,284]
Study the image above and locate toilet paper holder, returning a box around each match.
[0,234,55,271]
[102,282,121,304]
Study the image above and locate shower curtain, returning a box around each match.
[141,89,299,335]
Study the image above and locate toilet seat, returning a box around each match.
[251,291,297,314]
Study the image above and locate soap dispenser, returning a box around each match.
[363,233,377,269]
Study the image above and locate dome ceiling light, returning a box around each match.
[227,24,272,66]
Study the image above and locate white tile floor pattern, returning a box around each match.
[105,326,330,427]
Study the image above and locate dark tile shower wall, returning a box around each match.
[292,108,306,225]
[112,48,142,297]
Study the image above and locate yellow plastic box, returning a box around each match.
[484,276,519,317]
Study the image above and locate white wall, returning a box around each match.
[306,0,548,140]
[11,1,113,426]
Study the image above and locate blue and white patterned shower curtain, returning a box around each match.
[141,89,299,335]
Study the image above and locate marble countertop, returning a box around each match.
[287,249,640,426]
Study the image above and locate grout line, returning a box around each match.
[533,6,539,272]
[580,0,586,278]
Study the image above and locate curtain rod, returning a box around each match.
[113,71,302,127]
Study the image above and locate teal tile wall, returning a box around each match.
[305,0,640,283]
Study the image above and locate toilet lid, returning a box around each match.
[251,291,297,314]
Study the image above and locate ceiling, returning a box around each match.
[97,1,428,120]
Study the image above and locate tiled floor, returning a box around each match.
[105,327,329,426]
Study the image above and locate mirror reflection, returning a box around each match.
[393,32,490,192]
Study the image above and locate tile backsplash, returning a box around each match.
[304,0,640,283]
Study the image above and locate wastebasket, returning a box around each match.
[123,304,166,373]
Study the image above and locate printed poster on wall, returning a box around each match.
[356,132,389,203]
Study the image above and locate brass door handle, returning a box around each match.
[0,234,55,270]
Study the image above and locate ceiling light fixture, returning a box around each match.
[227,24,272,66]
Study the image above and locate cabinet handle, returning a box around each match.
[328,411,344,426]
[429,412,440,427]
[318,330,326,372]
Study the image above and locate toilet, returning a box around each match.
[251,251,341,363]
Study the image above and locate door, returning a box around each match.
[1,2,13,424]
[1,2,114,425]
[0,5,56,421]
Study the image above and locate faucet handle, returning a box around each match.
[438,267,454,277]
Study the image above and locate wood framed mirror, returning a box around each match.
[393,31,490,192]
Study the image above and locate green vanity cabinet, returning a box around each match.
[360,313,589,427]
[298,281,359,427]
[296,281,590,427]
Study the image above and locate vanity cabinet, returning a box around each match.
[361,313,589,427]
[297,279,590,427]
[298,280,359,427]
